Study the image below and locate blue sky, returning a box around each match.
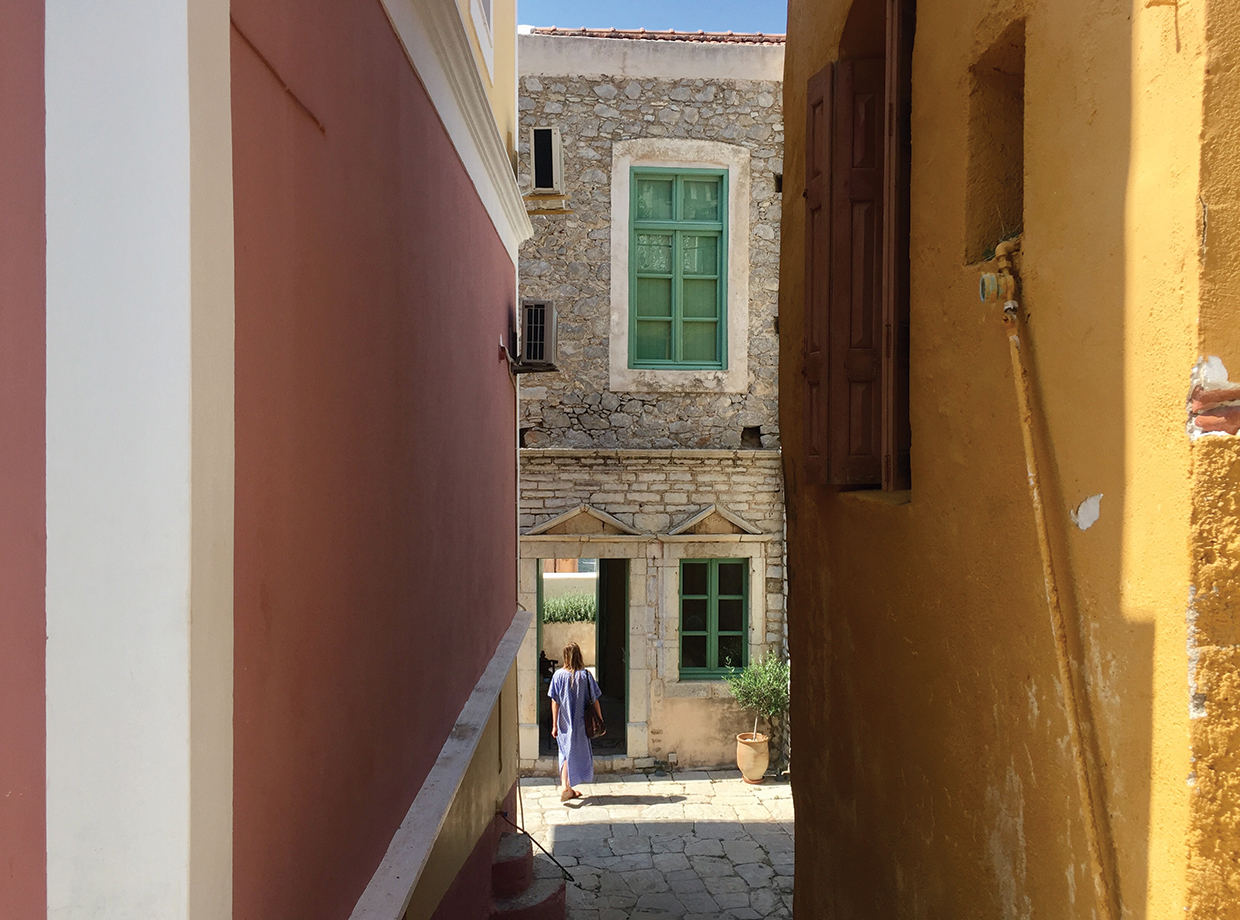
[517,0,787,34]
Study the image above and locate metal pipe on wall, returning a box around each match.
[984,240,1120,920]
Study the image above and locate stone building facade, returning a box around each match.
[514,29,787,773]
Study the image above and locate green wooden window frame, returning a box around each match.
[679,558,748,678]
[629,167,728,369]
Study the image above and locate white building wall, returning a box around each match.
[44,2,234,916]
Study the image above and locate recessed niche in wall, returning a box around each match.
[965,20,1026,263]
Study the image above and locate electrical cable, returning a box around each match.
[497,809,577,886]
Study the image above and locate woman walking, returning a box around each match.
[548,642,603,803]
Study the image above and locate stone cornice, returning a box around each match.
[519,448,783,460]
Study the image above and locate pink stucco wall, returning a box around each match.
[230,1,518,917]
[0,2,47,917]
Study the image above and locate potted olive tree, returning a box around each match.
[725,653,790,783]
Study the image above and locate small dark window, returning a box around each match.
[530,127,562,193]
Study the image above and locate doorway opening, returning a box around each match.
[537,557,628,757]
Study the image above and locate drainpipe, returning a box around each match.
[980,240,1120,920]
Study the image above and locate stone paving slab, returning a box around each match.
[517,772,794,919]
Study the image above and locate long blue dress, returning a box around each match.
[548,667,601,787]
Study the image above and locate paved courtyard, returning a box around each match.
[517,770,794,919]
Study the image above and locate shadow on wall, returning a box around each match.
[782,0,1158,918]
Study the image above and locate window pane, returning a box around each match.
[681,598,708,633]
[718,598,744,633]
[718,562,745,596]
[635,177,674,220]
[635,233,672,273]
[681,636,708,670]
[681,236,718,275]
[717,635,744,670]
[682,322,719,363]
[682,179,720,221]
[683,279,718,318]
[635,278,672,317]
[682,562,709,596]
[634,320,671,361]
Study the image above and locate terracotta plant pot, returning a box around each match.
[736,732,770,784]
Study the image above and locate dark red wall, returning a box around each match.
[230,2,518,916]
[0,2,46,917]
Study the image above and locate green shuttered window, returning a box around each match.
[679,559,748,678]
[630,168,728,369]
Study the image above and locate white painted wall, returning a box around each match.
[541,572,597,599]
[519,34,785,82]
[45,2,233,916]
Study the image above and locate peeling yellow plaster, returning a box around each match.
[780,0,1217,917]
[1188,436,1240,920]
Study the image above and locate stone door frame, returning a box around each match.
[518,536,654,770]
[517,533,781,770]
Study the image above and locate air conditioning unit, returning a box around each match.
[511,300,558,373]
[530,127,564,194]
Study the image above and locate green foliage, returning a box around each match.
[542,592,597,623]
[725,652,790,722]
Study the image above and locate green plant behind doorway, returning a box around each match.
[542,592,597,623]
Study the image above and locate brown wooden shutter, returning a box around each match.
[882,0,914,490]
[828,58,885,485]
[803,65,833,485]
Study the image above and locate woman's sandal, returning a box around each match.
[559,788,573,803]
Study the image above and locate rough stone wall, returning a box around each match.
[519,448,788,771]
[517,69,783,450]
[519,448,784,536]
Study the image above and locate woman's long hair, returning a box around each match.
[562,642,585,673]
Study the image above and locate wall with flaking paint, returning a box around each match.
[1186,0,1240,911]
[780,0,1216,917]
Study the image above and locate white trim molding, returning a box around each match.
[468,0,495,80]
[610,139,751,395]
[381,0,532,261]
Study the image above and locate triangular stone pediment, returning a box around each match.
[526,504,641,536]
[668,504,762,536]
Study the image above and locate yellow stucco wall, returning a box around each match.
[779,0,1225,917]
[456,0,518,160]
[1186,2,1240,915]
